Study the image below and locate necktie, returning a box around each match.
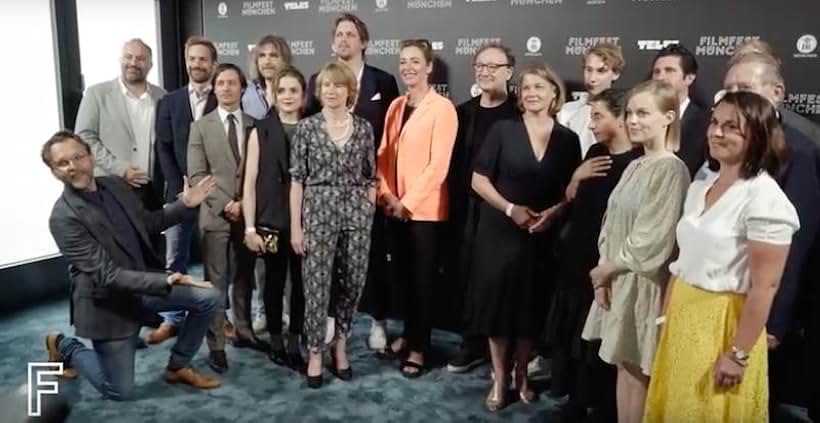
[227,114,240,164]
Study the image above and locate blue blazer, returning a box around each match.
[155,86,217,202]
[768,125,820,339]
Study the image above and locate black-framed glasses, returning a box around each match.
[473,62,510,72]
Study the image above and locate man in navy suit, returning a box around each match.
[304,13,400,353]
[150,36,218,344]
[723,52,820,415]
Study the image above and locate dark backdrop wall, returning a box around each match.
[201,0,820,123]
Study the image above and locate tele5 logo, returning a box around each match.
[637,39,679,50]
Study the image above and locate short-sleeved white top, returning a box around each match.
[669,171,800,293]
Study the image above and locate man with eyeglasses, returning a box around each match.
[303,13,400,353]
[42,131,221,399]
[446,42,519,374]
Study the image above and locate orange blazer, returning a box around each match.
[377,90,458,222]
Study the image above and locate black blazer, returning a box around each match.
[155,86,218,202]
[246,114,292,231]
[49,176,189,340]
[677,101,710,179]
[304,64,399,148]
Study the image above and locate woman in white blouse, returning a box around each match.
[643,91,799,422]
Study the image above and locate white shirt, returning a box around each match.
[118,78,156,178]
[188,84,212,121]
[669,171,799,293]
[217,106,245,158]
[679,97,691,119]
[557,94,596,157]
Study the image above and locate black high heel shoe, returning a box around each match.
[306,372,323,389]
[330,346,353,381]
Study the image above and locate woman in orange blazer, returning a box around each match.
[377,39,458,378]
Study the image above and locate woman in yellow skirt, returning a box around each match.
[643,91,800,422]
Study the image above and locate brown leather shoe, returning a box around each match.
[145,323,176,345]
[45,333,77,379]
[165,367,221,389]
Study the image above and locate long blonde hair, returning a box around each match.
[628,80,680,152]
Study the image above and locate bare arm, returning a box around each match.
[733,240,790,352]
[242,129,261,230]
[471,172,511,213]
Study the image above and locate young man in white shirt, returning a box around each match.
[558,43,624,158]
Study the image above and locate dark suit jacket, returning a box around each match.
[304,64,399,148]
[780,106,820,149]
[767,125,820,339]
[155,86,218,202]
[245,113,291,231]
[48,176,189,340]
[677,101,710,179]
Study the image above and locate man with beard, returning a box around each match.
[148,36,219,344]
[242,34,292,120]
[304,13,400,353]
[42,131,221,399]
[75,39,166,210]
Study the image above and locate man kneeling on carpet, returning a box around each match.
[42,130,221,400]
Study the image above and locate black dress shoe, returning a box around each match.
[208,351,228,374]
[330,366,353,381]
[268,349,288,366]
[233,337,271,352]
[306,372,323,389]
[287,352,306,374]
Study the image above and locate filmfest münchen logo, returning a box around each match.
[783,92,820,115]
[216,41,241,57]
[375,0,389,10]
[290,40,316,56]
[794,34,818,58]
[510,0,562,5]
[455,37,502,56]
[28,362,63,417]
[696,35,758,56]
[407,0,452,8]
[217,1,228,18]
[367,39,402,55]
[242,1,276,15]
[319,0,358,12]
[565,36,620,55]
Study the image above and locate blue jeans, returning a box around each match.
[161,215,196,327]
[58,285,219,400]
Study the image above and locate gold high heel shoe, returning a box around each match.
[485,378,507,412]
[515,370,536,404]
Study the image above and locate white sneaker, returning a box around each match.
[368,320,387,351]
[527,355,552,381]
[252,311,267,333]
[324,317,336,345]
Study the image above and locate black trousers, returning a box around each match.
[261,232,304,338]
[390,219,443,352]
[361,210,391,320]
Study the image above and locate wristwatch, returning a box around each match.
[729,346,749,366]
[244,226,256,234]
[505,203,515,217]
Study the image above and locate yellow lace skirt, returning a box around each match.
[643,278,768,423]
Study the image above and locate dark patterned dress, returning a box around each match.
[289,113,377,351]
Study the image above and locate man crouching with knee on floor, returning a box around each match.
[41,130,221,400]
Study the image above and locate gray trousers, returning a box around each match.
[202,224,256,351]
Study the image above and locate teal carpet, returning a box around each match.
[0,298,562,422]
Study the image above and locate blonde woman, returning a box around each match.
[581,80,690,423]
[289,62,377,388]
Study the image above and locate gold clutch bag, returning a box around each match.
[257,225,279,254]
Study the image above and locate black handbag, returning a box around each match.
[256,225,280,254]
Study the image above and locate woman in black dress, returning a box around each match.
[467,64,581,411]
[543,88,643,422]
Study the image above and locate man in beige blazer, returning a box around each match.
[75,38,166,209]
[187,63,266,373]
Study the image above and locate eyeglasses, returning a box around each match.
[53,152,90,171]
[473,62,510,72]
